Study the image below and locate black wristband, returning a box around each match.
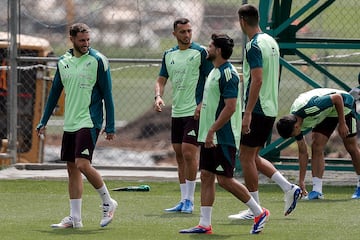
[154,95,161,100]
[295,133,303,141]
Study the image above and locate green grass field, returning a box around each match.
[0,179,359,240]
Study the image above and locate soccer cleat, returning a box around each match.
[100,198,118,227]
[51,216,83,229]
[284,184,302,216]
[250,208,270,234]
[164,201,184,212]
[228,209,254,220]
[304,191,324,200]
[179,225,213,234]
[351,187,360,199]
[181,199,194,214]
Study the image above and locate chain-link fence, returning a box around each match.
[1,0,359,168]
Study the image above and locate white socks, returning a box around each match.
[180,180,196,202]
[312,177,323,193]
[96,184,112,204]
[199,206,212,227]
[180,183,186,202]
[70,199,82,222]
[250,191,260,204]
[185,179,196,202]
[245,197,263,216]
[271,171,292,192]
[70,184,111,223]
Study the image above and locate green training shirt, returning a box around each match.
[290,88,354,131]
[39,48,115,133]
[198,62,242,149]
[242,33,279,117]
[159,42,213,117]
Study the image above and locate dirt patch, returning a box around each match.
[97,106,176,166]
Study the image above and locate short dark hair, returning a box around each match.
[173,18,190,31]
[69,23,90,37]
[276,115,297,139]
[211,33,234,59]
[238,4,259,27]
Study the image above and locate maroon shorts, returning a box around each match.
[61,128,99,162]
[240,113,275,147]
[313,113,357,138]
[199,144,237,177]
[171,116,199,146]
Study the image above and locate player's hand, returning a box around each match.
[154,97,165,112]
[337,123,349,139]
[100,129,115,141]
[36,125,46,140]
[241,112,252,135]
[194,104,201,120]
[299,181,308,197]
[205,129,216,148]
[104,133,115,141]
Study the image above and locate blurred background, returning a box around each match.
[0,0,359,169]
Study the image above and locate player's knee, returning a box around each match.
[75,159,91,173]
[200,170,214,182]
[216,176,227,188]
[311,141,324,152]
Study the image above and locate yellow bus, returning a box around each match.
[0,31,54,165]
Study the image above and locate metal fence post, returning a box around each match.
[9,0,19,164]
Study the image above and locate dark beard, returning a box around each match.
[207,54,215,61]
[74,45,88,55]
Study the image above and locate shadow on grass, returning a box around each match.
[299,198,354,203]
[146,212,199,218]
[179,224,255,239]
[36,228,109,236]
[186,234,234,239]
[225,220,253,226]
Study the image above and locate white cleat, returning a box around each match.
[100,198,118,227]
[228,208,254,220]
[284,184,302,216]
[51,216,83,229]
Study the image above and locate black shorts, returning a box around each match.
[61,128,100,162]
[199,144,237,177]
[171,116,199,146]
[313,113,357,138]
[240,113,275,147]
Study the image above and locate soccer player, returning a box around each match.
[276,88,360,200]
[179,34,269,235]
[154,18,213,213]
[349,72,360,136]
[228,4,301,220]
[37,23,117,228]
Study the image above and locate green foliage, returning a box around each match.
[0,180,359,240]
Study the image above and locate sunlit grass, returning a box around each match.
[0,179,359,240]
